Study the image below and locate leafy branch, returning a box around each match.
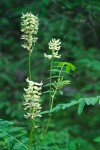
[41,96,100,115]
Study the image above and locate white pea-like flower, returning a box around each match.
[23,77,43,124]
[48,39,61,51]
[53,51,61,59]
[44,53,52,60]
[21,12,39,53]
[44,38,61,60]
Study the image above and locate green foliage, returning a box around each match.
[0,0,100,149]
[56,62,76,73]
[78,100,85,115]
[57,77,71,89]
[78,96,100,114]
[94,137,100,143]
[0,119,28,150]
[41,96,100,116]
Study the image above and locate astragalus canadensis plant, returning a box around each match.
[0,12,100,150]
[21,12,75,150]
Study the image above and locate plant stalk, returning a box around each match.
[28,52,36,150]
[42,64,64,143]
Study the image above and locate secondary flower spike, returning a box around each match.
[44,38,61,59]
[21,12,39,53]
[23,78,43,123]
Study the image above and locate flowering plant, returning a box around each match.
[20,12,77,150]
[0,11,99,150]
[20,11,100,150]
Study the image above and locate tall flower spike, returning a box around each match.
[21,12,39,53]
[23,78,43,125]
[44,38,61,59]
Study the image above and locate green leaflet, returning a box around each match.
[0,119,14,129]
[65,62,76,72]
[58,90,63,95]
[57,77,71,89]
[62,100,78,109]
[78,99,85,115]
[43,82,56,88]
[78,96,100,114]
[85,97,98,105]
[55,62,76,73]
[51,69,60,72]
[46,75,60,79]
[42,90,50,94]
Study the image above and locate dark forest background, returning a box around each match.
[0,0,100,149]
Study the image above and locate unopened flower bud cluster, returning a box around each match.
[23,78,43,121]
[21,12,39,53]
[44,38,61,60]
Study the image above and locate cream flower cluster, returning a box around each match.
[21,12,39,53]
[23,78,43,121]
[44,38,61,59]
[49,39,61,51]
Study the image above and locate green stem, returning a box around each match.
[41,60,64,149]
[40,58,53,149]
[28,52,31,80]
[41,65,64,147]
[28,52,36,150]
[49,57,53,108]
[50,65,64,104]
[28,120,36,150]
[28,120,33,150]
[33,123,36,150]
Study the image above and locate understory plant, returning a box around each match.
[0,12,100,150]
[21,12,76,150]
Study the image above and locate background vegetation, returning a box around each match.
[0,0,100,149]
